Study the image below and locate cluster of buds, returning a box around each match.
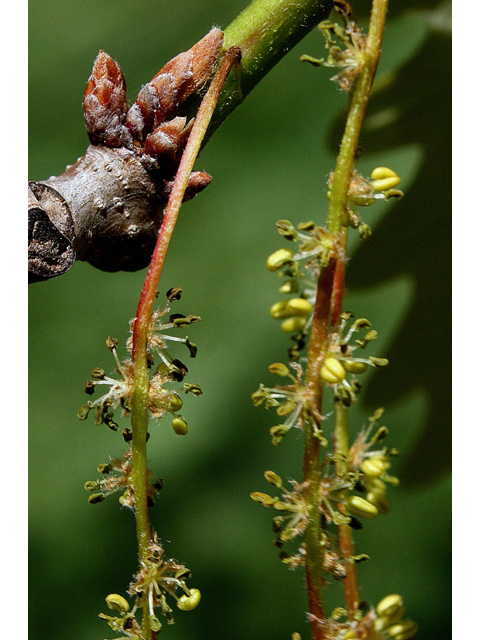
[375,595,418,640]
[125,533,201,633]
[252,361,324,446]
[29,29,225,280]
[319,312,389,406]
[335,167,403,239]
[79,288,202,437]
[84,449,163,508]
[300,7,366,92]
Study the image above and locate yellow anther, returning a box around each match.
[346,495,378,520]
[343,360,368,374]
[388,620,418,640]
[264,470,283,488]
[270,301,290,319]
[366,489,391,514]
[361,456,390,477]
[177,588,202,611]
[268,362,290,376]
[281,317,307,333]
[285,298,313,317]
[370,168,401,191]
[370,167,399,180]
[169,393,183,412]
[377,594,403,616]
[172,416,188,435]
[105,593,130,613]
[320,357,346,385]
[267,249,294,272]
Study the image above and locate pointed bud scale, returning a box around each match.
[83,51,131,147]
[144,117,193,163]
[126,28,224,140]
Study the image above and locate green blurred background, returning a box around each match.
[29,1,451,639]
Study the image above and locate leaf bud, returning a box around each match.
[266,249,295,271]
[320,357,347,385]
[172,416,188,435]
[285,298,313,317]
[264,470,283,488]
[346,496,378,520]
[366,490,391,514]
[361,456,390,477]
[281,317,307,333]
[105,593,130,614]
[177,588,201,611]
[268,362,290,377]
[388,620,418,640]
[343,360,368,374]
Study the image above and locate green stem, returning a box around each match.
[333,402,360,618]
[130,48,241,640]
[204,0,334,140]
[302,0,389,632]
[327,0,389,234]
[303,259,336,639]
[324,0,389,620]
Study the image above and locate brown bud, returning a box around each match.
[144,117,193,164]
[125,28,224,140]
[83,51,131,147]
[160,171,212,203]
